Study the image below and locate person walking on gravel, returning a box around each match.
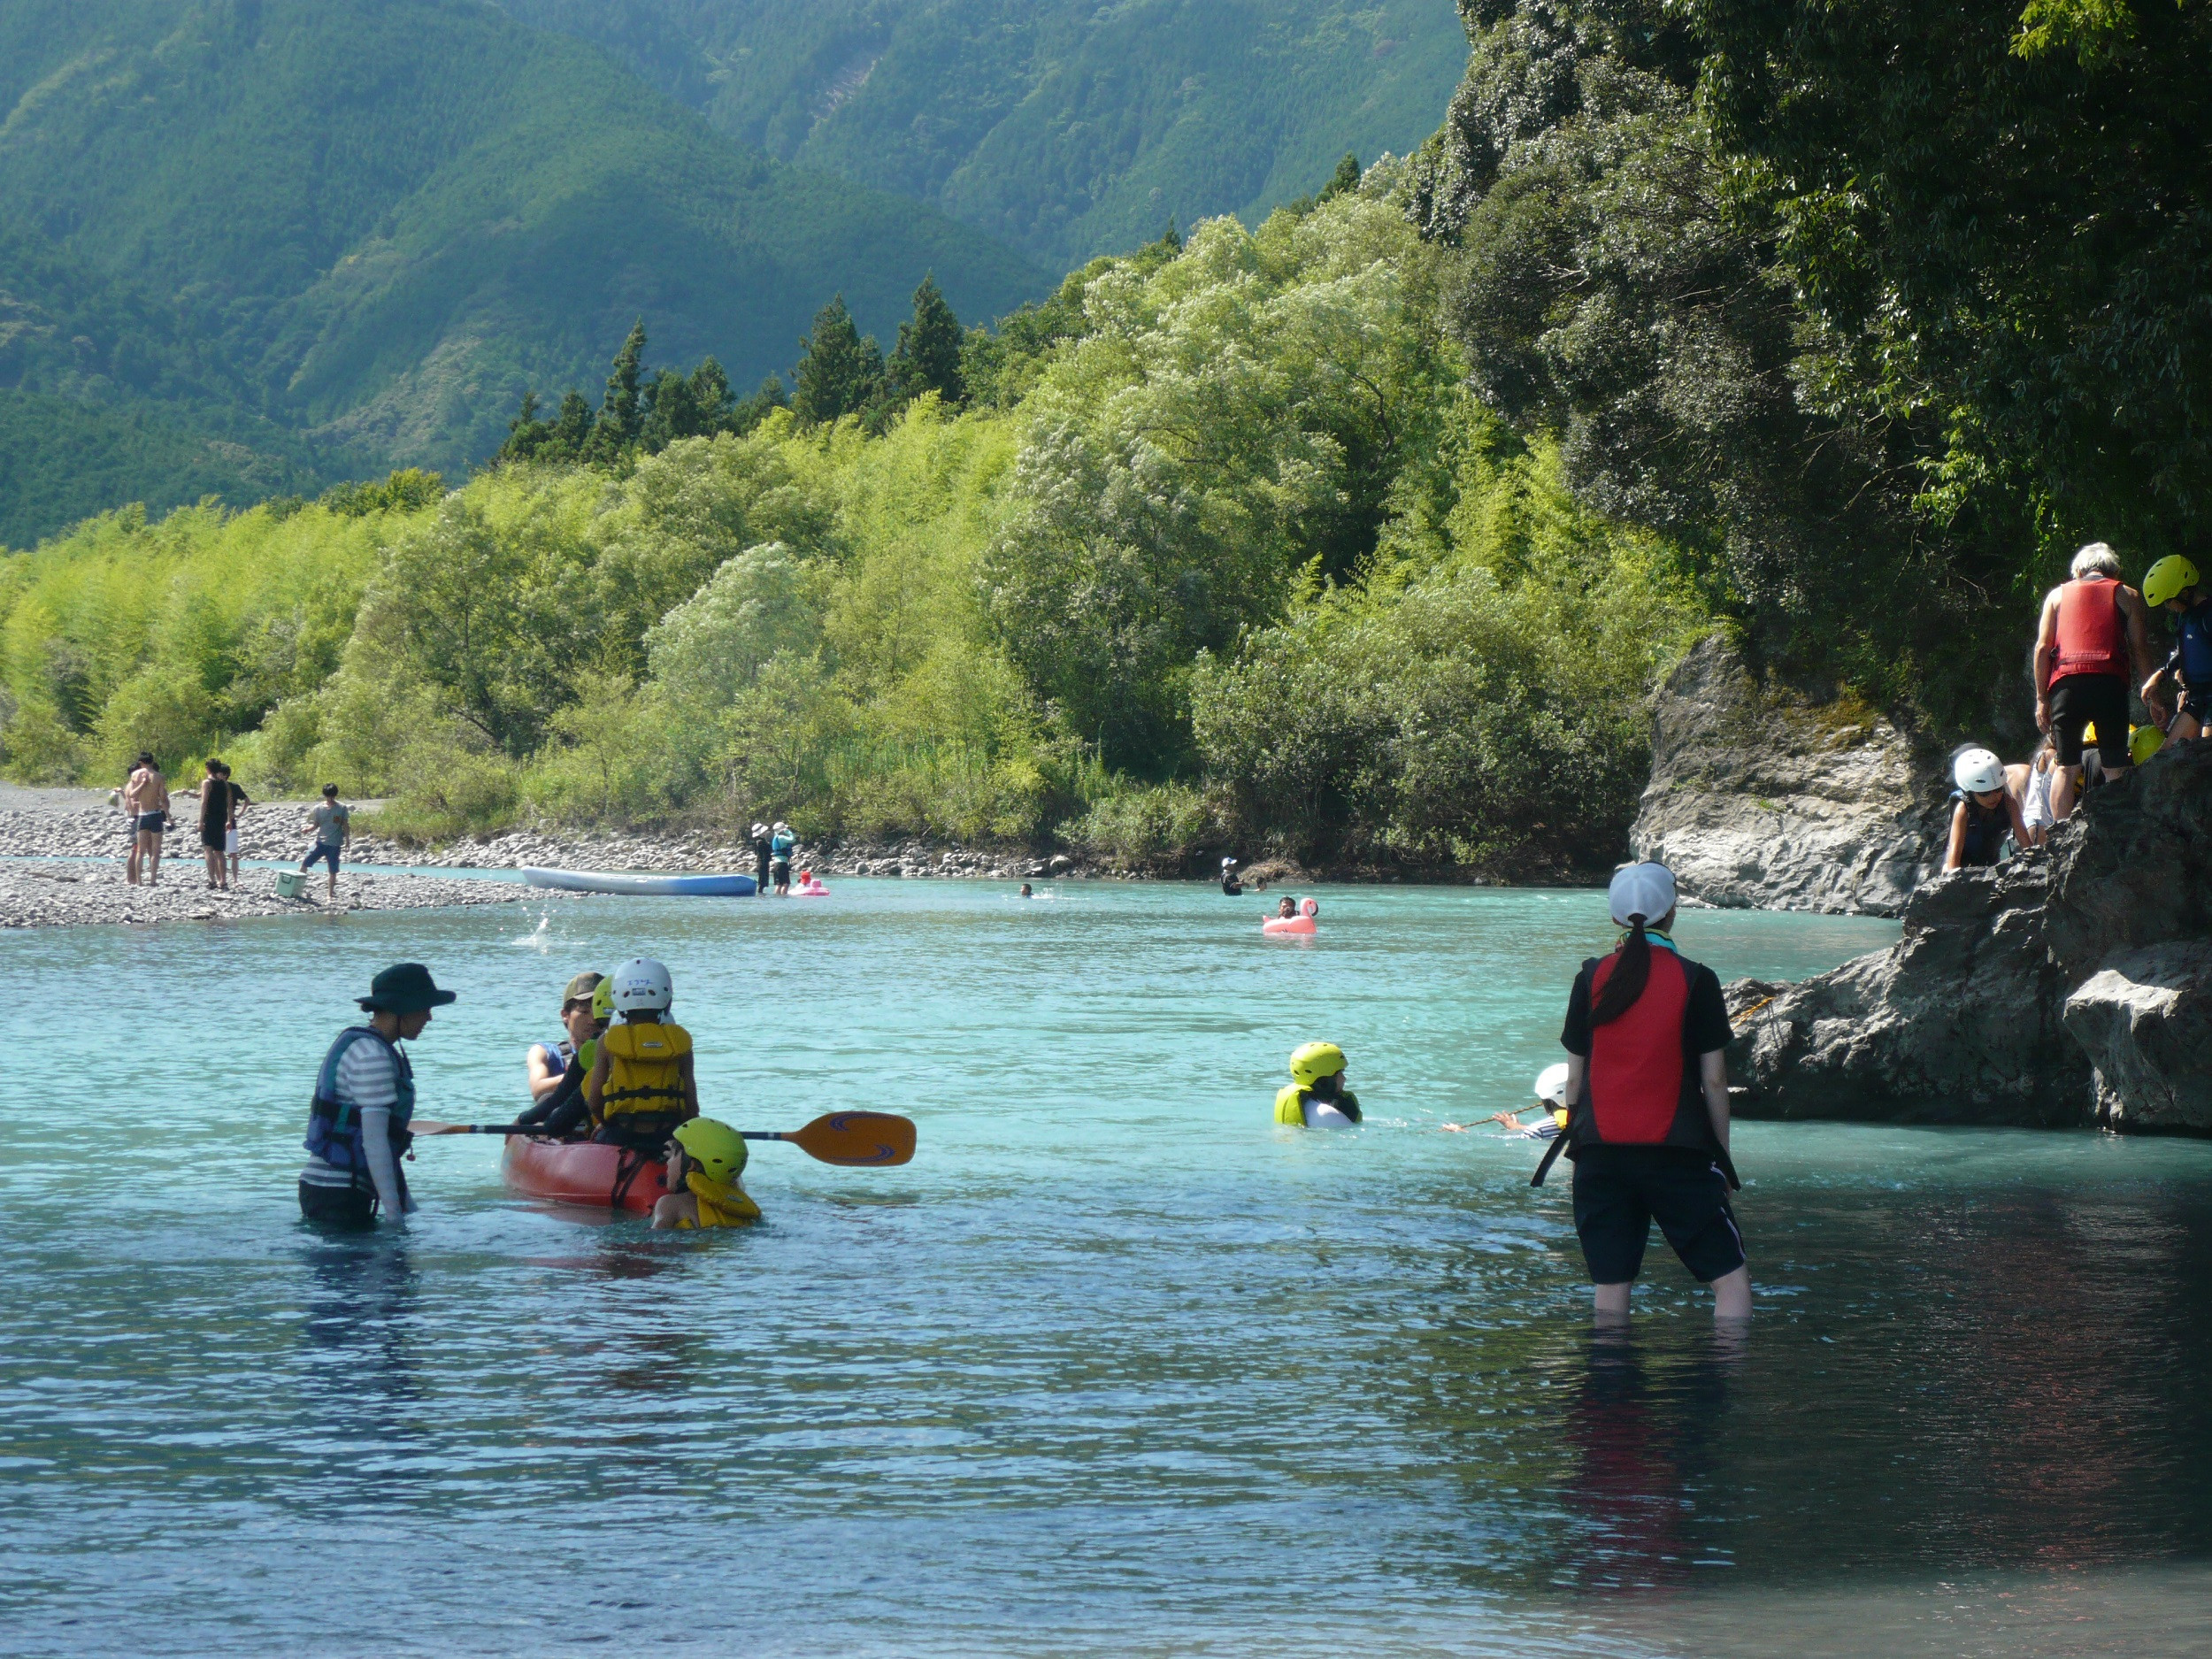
[123,752,169,887]
[220,762,252,886]
[302,783,351,899]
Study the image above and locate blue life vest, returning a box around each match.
[304,1026,416,1171]
[2175,599,2212,688]
[771,831,794,860]
[1951,789,2006,866]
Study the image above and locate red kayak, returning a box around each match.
[501,1135,672,1214]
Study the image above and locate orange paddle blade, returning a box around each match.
[774,1111,916,1166]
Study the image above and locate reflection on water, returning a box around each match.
[1,880,2207,1655]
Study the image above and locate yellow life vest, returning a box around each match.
[679,1169,762,1229]
[600,1020,694,1123]
[1274,1083,1309,1125]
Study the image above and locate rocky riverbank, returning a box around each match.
[1725,740,2212,1131]
[1632,636,1948,917]
[0,856,553,929]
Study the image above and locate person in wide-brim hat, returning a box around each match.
[298,964,456,1228]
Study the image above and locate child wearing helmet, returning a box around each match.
[586,958,700,1148]
[1943,747,2031,872]
[2140,555,2212,741]
[1274,1042,1361,1127]
[1499,1064,1571,1140]
[651,1118,763,1230]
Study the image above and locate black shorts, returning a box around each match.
[2048,674,2130,768]
[1571,1144,1746,1284]
[298,1178,377,1227]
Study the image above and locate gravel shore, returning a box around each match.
[0,790,1080,928]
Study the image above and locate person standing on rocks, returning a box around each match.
[302,784,351,899]
[123,752,169,886]
[2033,543,2159,822]
[220,762,252,885]
[1532,862,1751,1325]
[196,758,233,890]
[2139,555,2212,743]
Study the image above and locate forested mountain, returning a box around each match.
[495,0,1471,267]
[0,0,1043,543]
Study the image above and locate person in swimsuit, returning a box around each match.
[123,752,169,886]
[196,758,231,889]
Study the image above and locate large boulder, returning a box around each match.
[1632,636,1947,916]
[1727,740,2212,1130]
[2061,941,2212,1130]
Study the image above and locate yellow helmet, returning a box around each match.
[1289,1041,1348,1087]
[672,1118,749,1183]
[2131,724,2166,767]
[2142,554,2200,611]
[589,974,615,1023]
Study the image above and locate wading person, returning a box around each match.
[302,783,350,898]
[298,963,457,1226]
[1943,748,2031,872]
[770,822,795,896]
[749,822,772,895]
[2140,555,2212,742]
[1533,862,1751,1324]
[123,752,169,886]
[2033,543,2158,821]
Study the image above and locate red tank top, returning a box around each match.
[2049,577,2128,686]
[1586,948,1689,1143]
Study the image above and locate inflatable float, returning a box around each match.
[794,869,830,896]
[1262,897,1320,936]
[502,1134,672,1214]
[521,867,757,897]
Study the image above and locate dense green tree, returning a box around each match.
[587,320,649,459]
[792,296,887,425]
[887,275,966,405]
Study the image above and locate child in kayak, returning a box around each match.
[586,957,699,1147]
[518,972,610,1137]
[527,971,603,1102]
[1274,1042,1362,1127]
[651,1118,763,1230]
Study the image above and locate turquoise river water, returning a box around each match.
[4,879,2211,1657]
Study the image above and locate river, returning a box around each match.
[4,879,2208,1656]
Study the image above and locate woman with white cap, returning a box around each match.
[1532,862,1750,1323]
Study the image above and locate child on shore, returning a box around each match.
[651,1118,763,1229]
[1275,1042,1362,1127]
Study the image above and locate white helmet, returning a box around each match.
[1953,747,2005,795]
[1221,856,1238,869]
[1535,1063,1571,1109]
[609,956,672,1012]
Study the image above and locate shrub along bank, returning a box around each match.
[0,169,1712,877]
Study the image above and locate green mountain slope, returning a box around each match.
[495,0,1472,268]
[0,0,1044,536]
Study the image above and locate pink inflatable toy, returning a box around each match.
[1262,897,1319,936]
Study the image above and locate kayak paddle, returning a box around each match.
[742,1111,916,1166]
[411,1110,917,1167]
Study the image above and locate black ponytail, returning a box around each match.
[1589,914,1652,1025]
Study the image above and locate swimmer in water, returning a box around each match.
[1273,895,1296,920]
[651,1118,761,1230]
[1220,856,1242,895]
[1274,1042,1361,1127]
[1019,882,1033,897]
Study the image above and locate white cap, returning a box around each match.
[1534,1062,1571,1108]
[1953,747,2005,794]
[1608,861,1677,927]
[1222,856,1237,868]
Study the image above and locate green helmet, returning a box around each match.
[2131,724,2166,768]
[673,1118,749,1184]
[1289,1041,1348,1087]
[589,975,615,1023]
[2143,555,2200,610]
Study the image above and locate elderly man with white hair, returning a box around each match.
[2032,541,2159,822]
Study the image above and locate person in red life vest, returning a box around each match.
[1532,862,1751,1324]
[2032,542,2159,822]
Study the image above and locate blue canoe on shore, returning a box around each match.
[520,866,758,897]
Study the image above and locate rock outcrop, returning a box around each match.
[1632,636,1947,916]
[1730,741,2212,1130]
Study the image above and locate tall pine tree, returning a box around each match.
[792,296,885,425]
[887,273,964,405]
[586,319,647,460]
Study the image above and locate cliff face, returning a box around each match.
[1727,741,2212,1130]
[1631,638,1947,917]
